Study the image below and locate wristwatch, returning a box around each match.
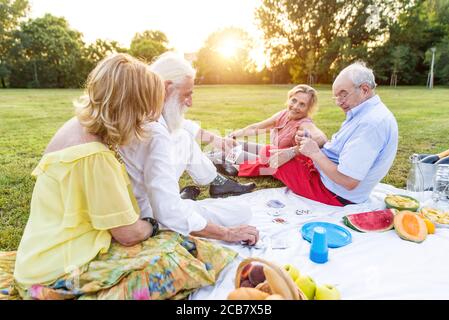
[142,217,159,237]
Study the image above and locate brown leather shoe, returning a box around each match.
[214,161,238,176]
[180,186,201,200]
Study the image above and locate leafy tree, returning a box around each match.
[195,27,257,84]
[85,39,127,65]
[369,0,449,85]
[0,0,29,87]
[432,37,449,84]
[424,0,449,84]
[8,14,86,88]
[129,30,169,62]
[79,39,128,80]
[255,0,410,83]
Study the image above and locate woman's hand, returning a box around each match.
[223,136,239,151]
[211,135,238,152]
[268,148,296,168]
[228,129,245,139]
[225,225,260,245]
[298,137,321,159]
[296,126,328,147]
[295,128,310,144]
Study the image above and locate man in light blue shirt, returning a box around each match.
[272,62,398,205]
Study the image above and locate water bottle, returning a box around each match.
[432,164,449,209]
[420,154,440,164]
[417,154,432,160]
[435,156,449,165]
[406,154,425,192]
[421,148,449,164]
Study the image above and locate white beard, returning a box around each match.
[162,94,188,134]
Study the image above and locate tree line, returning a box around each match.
[256,0,449,86]
[1,0,448,88]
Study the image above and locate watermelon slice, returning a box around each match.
[343,209,395,233]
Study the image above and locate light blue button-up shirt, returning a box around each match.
[316,95,398,203]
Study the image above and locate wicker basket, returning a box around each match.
[234,257,307,300]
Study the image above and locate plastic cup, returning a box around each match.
[309,226,328,264]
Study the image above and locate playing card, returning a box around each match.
[225,145,243,164]
[295,209,311,215]
[271,238,289,249]
[272,217,288,224]
[266,199,286,208]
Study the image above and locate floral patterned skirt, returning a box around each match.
[0,231,237,300]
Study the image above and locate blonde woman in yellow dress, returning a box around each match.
[9,53,237,300]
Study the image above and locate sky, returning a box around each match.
[29,0,264,55]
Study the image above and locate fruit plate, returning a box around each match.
[435,222,449,229]
[384,194,420,212]
[420,207,449,228]
[301,222,352,248]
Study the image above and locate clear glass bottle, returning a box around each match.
[432,164,449,210]
[407,154,425,192]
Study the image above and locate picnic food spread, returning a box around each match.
[420,207,449,225]
[343,209,395,232]
[394,210,428,243]
[228,258,341,300]
[226,192,446,301]
[228,258,307,300]
[384,194,420,211]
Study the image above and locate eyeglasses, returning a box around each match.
[332,86,360,102]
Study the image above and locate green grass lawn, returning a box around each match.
[1,85,449,250]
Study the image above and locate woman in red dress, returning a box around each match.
[226,84,327,177]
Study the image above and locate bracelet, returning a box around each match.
[288,148,297,159]
[142,217,159,237]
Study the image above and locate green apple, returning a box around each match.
[284,264,300,282]
[314,284,341,300]
[294,275,316,300]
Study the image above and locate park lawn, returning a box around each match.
[1,85,449,250]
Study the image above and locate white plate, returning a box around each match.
[435,222,449,228]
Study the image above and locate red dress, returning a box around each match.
[238,110,311,176]
[271,110,312,149]
[241,145,345,206]
[238,111,346,206]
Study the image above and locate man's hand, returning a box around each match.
[295,128,311,145]
[298,137,321,159]
[268,148,295,168]
[225,225,259,245]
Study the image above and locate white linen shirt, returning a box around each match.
[119,117,208,236]
[182,119,201,139]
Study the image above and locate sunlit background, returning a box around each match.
[29,0,267,68]
[2,0,448,88]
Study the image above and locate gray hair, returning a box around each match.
[149,51,196,87]
[337,61,377,89]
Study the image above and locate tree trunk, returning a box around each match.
[1,77,6,88]
[390,72,397,88]
[33,61,40,87]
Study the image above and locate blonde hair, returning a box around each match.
[287,84,318,117]
[75,53,165,146]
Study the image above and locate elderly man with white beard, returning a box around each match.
[118,52,259,245]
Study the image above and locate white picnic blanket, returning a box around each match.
[189,183,449,300]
